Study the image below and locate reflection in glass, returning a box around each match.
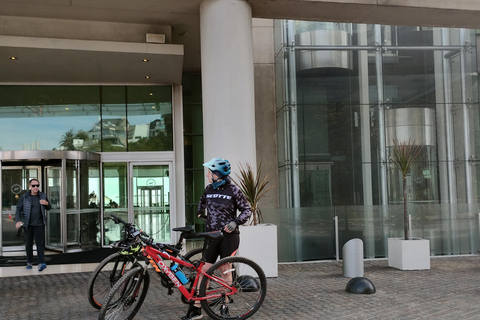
[103,162,128,246]
[127,86,173,152]
[133,164,170,243]
[0,85,173,152]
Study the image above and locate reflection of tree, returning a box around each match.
[58,129,92,151]
[57,115,173,152]
[128,132,173,151]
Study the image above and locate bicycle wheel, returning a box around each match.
[87,252,137,309]
[199,256,267,320]
[184,247,203,262]
[98,266,150,320]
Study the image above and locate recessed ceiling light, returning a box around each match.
[145,76,150,79]
[152,106,156,109]
[149,93,153,96]
[142,59,149,62]
[9,56,17,60]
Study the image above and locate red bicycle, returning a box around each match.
[98,226,267,320]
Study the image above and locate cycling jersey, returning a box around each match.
[197,179,251,233]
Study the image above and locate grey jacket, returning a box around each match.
[15,191,51,228]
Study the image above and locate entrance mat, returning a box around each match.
[0,248,116,267]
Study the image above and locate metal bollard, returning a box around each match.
[343,238,364,278]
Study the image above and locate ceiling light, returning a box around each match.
[145,76,150,79]
[9,56,17,60]
[142,59,149,62]
[149,93,153,96]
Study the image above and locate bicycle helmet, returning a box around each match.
[203,158,231,176]
[114,240,142,255]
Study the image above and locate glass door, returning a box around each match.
[130,163,171,243]
[45,166,62,250]
[1,166,40,252]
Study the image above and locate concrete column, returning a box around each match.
[200,0,256,174]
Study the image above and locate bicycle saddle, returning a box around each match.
[196,231,223,240]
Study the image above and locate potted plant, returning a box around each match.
[233,162,278,277]
[387,138,430,270]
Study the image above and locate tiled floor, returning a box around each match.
[0,262,98,277]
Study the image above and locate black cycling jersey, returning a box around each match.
[197,179,251,233]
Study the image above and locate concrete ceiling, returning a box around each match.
[1,0,480,84]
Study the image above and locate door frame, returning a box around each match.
[100,151,179,246]
[129,161,174,242]
[0,165,42,253]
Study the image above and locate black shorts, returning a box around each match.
[204,232,240,264]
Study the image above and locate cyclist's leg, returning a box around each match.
[217,232,240,300]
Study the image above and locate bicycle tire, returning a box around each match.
[87,252,137,309]
[184,247,203,262]
[98,266,150,320]
[199,256,267,320]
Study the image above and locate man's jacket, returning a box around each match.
[15,191,51,228]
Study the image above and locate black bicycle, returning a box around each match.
[87,215,202,309]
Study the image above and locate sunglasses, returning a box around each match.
[31,184,40,188]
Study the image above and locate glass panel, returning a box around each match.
[78,160,101,249]
[46,167,62,250]
[262,207,335,262]
[263,204,480,262]
[0,85,173,152]
[103,162,128,245]
[101,87,127,152]
[182,74,204,231]
[1,167,39,249]
[65,160,79,248]
[133,164,170,243]
[0,86,100,151]
[127,86,173,151]
[66,160,77,210]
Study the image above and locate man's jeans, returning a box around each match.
[24,225,45,264]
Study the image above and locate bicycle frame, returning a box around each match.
[141,243,237,303]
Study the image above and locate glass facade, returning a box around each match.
[0,85,174,253]
[274,21,480,261]
[0,85,173,152]
[182,74,207,232]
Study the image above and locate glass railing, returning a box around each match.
[262,203,480,262]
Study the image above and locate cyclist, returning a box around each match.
[182,157,252,320]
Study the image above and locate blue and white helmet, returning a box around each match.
[203,158,231,176]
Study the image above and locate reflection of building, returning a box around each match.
[128,124,149,143]
[97,118,127,148]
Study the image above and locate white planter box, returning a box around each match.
[238,224,278,277]
[388,238,430,270]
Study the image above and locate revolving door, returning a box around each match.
[0,150,101,254]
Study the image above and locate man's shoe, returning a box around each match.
[181,306,203,320]
[38,263,47,272]
[26,263,32,270]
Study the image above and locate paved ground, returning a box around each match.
[1,255,480,319]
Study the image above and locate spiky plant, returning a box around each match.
[234,162,275,225]
[389,138,424,240]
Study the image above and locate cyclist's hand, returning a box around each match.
[198,213,207,222]
[224,221,237,233]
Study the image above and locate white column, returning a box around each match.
[200,0,256,175]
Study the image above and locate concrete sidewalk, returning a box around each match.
[1,255,479,319]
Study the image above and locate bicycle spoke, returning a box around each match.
[98,266,150,320]
[199,256,267,320]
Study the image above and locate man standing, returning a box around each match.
[15,179,51,271]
